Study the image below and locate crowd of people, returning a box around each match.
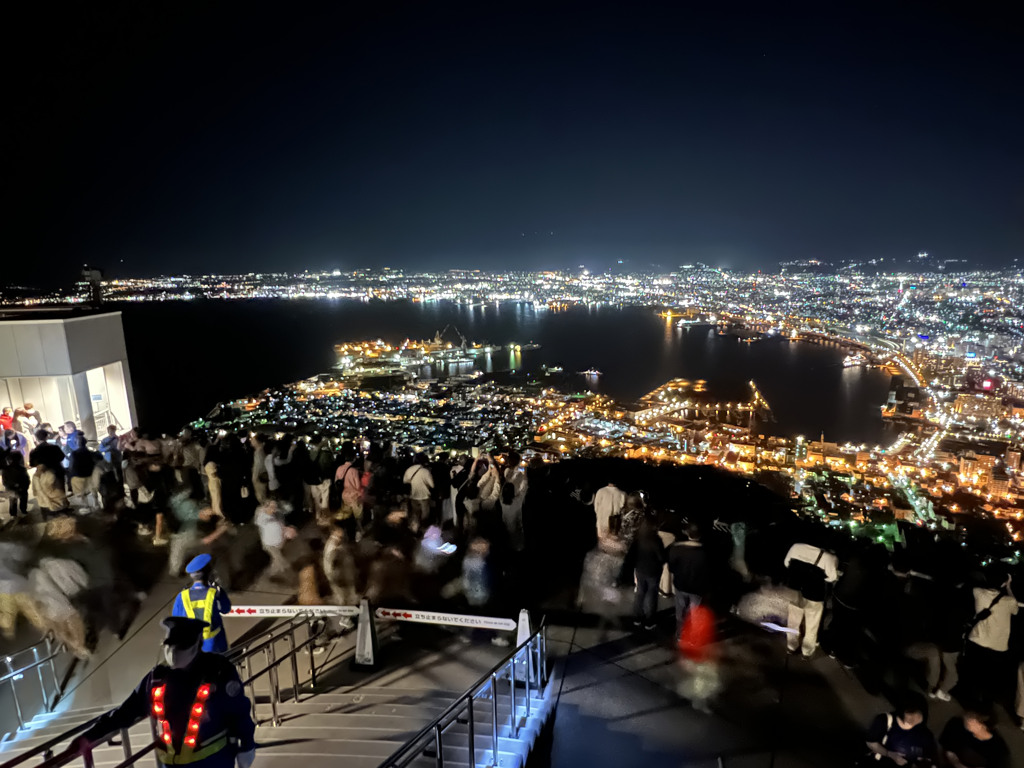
[578,476,1022,766]
[0,424,543,662]
[1,418,1023,766]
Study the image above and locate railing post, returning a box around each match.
[490,674,499,767]
[541,626,548,685]
[525,646,532,721]
[287,627,300,703]
[533,636,542,691]
[45,636,59,703]
[33,645,50,712]
[466,695,475,767]
[433,724,444,768]
[243,651,257,725]
[120,728,133,762]
[307,638,317,691]
[151,712,161,768]
[509,656,517,738]
[82,744,96,768]
[10,678,26,730]
[265,646,280,726]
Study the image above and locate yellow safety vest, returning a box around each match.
[179,587,221,641]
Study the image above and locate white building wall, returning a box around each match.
[0,312,136,442]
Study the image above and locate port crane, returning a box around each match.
[434,324,468,349]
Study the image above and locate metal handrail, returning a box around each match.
[235,615,328,727]
[3,614,328,768]
[4,636,53,665]
[0,654,61,686]
[379,619,548,768]
[0,718,101,768]
[224,614,313,663]
[2,635,63,731]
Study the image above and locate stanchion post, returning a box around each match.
[287,627,300,703]
[509,658,517,737]
[466,695,475,766]
[490,674,499,766]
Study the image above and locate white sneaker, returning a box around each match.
[929,690,951,702]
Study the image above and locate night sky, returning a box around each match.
[8,2,1023,286]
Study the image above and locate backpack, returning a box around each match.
[963,590,1006,642]
[501,480,515,506]
[786,548,828,602]
[403,465,426,497]
[328,478,345,511]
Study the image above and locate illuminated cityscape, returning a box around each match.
[166,263,1023,553]
[4,3,1024,764]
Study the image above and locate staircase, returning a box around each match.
[0,616,557,768]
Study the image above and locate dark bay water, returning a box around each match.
[119,300,895,446]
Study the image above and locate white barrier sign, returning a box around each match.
[375,608,516,631]
[226,605,360,618]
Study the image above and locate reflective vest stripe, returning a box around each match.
[156,735,228,765]
[178,588,221,640]
[152,682,228,765]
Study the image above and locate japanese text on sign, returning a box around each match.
[375,608,515,631]
[226,605,360,618]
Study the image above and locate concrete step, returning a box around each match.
[254,754,516,768]
[11,706,115,734]
[275,690,455,711]
[249,757,388,768]
[257,739,523,768]
[0,722,152,757]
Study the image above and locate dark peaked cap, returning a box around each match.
[161,617,209,648]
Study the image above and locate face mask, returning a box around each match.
[163,644,198,669]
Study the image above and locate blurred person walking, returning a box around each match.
[32,459,69,518]
[306,436,334,522]
[324,521,359,608]
[254,499,291,581]
[676,601,719,714]
[30,555,91,659]
[3,427,31,465]
[251,433,270,504]
[332,445,363,538]
[2,450,31,521]
[0,539,45,640]
[579,536,627,639]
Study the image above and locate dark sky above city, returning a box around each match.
[7,2,1023,286]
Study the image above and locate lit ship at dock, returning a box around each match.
[333,329,540,387]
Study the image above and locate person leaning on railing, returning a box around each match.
[67,617,256,768]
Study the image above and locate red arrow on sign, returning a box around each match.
[246,608,257,614]
[403,613,412,618]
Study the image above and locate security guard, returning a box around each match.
[70,617,256,768]
[171,554,232,653]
